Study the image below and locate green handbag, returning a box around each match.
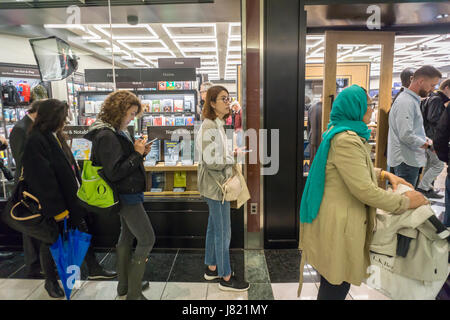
[77,160,120,214]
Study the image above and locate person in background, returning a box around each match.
[0,135,13,260]
[197,85,249,292]
[85,90,154,300]
[9,101,42,277]
[298,85,429,300]
[198,81,214,120]
[433,90,450,228]
[226,100,244,148]
[22,99,116,298]
[387,65,442,187]
[307,98,323,164]
[392,68,415,104]
[417,78,450,198]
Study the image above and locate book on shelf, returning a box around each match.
[152,100,161,112]
[85,101,95,114]
[165,116,175,126]
[141,100,152,113]
[185,116,195,126]
[175,116,185,126]
[152,116,164,126]
[151,172,165,193]
[144,139,160,166]
[174,99,184,112]
[167,81,176,90]
[180,139,194,165]
[94,101,102,113]
[173,171,187,192]
[71,138,92,160]
[162,99,174,112]
[175,82,183,90]
[183,81,191,90]
[142,115,153,128]
[184,95,195,112]
[164,140,180,166]
[158,82,166,91]
[184,100,192,112]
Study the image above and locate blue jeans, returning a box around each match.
[392,162,421,188]
[445,175,450,228]
[204,197,232,277]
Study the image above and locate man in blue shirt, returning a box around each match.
[388,65,442,188]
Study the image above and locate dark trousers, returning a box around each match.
[317,275,351,300]
[392,162,421,188]
[23,234,41,275]
[445,175,450,228]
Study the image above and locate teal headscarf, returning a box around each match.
[300,84,371,224]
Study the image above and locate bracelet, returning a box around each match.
[380,170,386,181]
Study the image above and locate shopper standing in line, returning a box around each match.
[307,98,323,164]
[392,68,415,104]
[387,65,442,187]
[197,81,214,120]
[197,85,249,292]
[416,79,450,198]
[22,99,116,298]
[9,101,43,277]
[433,92,450,228]
[0,135,13,260]
[85,90,154,300]
[298,85,429,300]
[386,68,415,174]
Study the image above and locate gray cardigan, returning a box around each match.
[197,118,234,201]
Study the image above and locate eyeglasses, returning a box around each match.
[368,103,376,111]
[220,96,232,104]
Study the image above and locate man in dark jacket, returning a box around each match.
[9,101,42,277]
[433,93,450,228]
[0,136,13,260]
[417,79,450,198]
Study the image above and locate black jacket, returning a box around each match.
[422,91,449,140]
[433,105,450,173]
[85,126,146,194]
[22,128,86,219]
[9,114,33,182]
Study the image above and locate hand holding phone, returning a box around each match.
[146,138,158,146]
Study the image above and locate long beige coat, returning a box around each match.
[298,130,410,296]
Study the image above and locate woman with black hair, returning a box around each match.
[22,99,115,298]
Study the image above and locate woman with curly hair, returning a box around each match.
[85,90,155,300]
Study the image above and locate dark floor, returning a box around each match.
[0,249,307,283]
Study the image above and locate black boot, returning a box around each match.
[116,245,149,296]
[44,279,64,298]
[85,246,117,280]
[126,255,148,300]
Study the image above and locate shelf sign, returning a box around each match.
[63,125,89,139]
[0,65,41,79]
[64,125,134,139]
[158,58,200,69]
[85,68,196,85]
[147,126,196,140]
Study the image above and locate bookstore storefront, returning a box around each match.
[0,0,247,250]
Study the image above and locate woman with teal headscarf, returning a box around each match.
[297,85,428,300]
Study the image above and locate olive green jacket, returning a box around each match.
[197,118,234,201]
[298,131,410,296]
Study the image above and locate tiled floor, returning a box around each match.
[0,247,397,300]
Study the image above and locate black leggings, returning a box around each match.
[317,275,351,300]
